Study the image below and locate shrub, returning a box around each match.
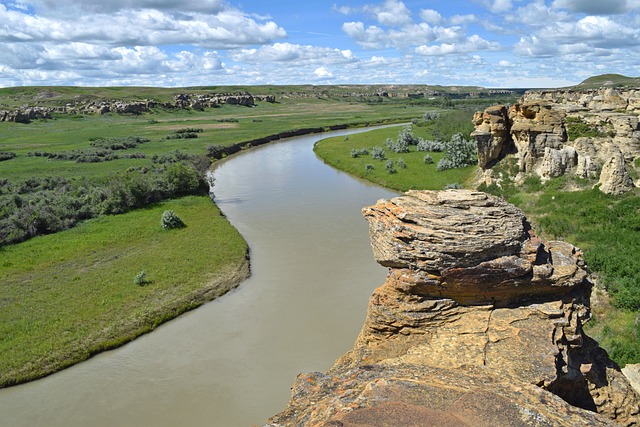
[423,111,440,122]
[365,164,374,173]
[397,125,419,146]
[351,148,360,158]
[423,154,434,164]
[397,158,407,169]
[444,183,463,190]
[358,148,369,156]
[371,146,386,160]
[134,270,147,286]
[436,158,455,171]
[437,133,477,170]
[417,139,445,152]
[0,152,16,161]
[161,210,186,229]
[385,160,396,174]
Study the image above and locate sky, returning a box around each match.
[0,0,639,88]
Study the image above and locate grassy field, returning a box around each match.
[0,196,248,386]
[0,99,430,181]
[314,116,477,192]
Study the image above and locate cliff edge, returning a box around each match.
[268,190,640,427]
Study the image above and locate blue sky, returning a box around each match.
[0,0,639,88]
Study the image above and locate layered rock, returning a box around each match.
[472,92,639,194]
[268,190,640,427]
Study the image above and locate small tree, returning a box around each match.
[161,210,185,229]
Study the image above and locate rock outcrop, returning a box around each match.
[268,190,640,427]
[0,92,276,122]
[472,87,640,194]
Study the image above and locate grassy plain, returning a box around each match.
[315,125,476,191]
[0,196,248,386]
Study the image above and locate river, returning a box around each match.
[0,127,398,426]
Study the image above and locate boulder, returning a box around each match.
[598,152,635,195]
[268,190,640,427]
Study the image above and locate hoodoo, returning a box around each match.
[268,190,640,427]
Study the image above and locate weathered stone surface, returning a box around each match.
[268,190,640,427]
[472,88,639,194]
[623,365,640,397]
[361,190,586,305]
[599,152,635,195]
[471,104,511,168]
[540,146,578,180]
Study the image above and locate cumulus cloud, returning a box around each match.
[415,34,500,56]
[364,0,412,26]
[314,66,334,79]
[231,43,357,65]
[419,9,442,25]
[0,2,287,48]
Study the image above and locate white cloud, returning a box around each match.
[490,0,513,13]
[0,2,287,48]
[364,0,412,26]
[419,9,442,25]
[415,35,500,56]
[314,66,334,79]
[450,14,477,25]
[231,43,357,65]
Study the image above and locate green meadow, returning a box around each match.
[0,196,248,386]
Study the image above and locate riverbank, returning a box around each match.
[0,196,249,387]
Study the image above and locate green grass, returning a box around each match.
[0,100,427,181]
[314,125,476,191]
[0,195,249,386]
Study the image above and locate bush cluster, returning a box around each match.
[166,129,202,140]
[0,158,209,247]
[436,133,477,171]
[89,136,149,150]
[27,149,146,163]
[0,152,16,162]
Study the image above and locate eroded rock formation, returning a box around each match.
[268,190,640,427]
[472,87,640,194]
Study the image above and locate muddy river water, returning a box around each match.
[0,127,398,426]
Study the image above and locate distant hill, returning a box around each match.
[576,74,640,88]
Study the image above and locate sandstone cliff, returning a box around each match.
[268,190,640,427]
[472,88,640,194]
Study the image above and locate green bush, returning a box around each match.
[161,210,186,229]
[371,146,386,160]
[385,160,396,174]
[134,270,147,286]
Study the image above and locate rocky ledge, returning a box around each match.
[268,190,640,427]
